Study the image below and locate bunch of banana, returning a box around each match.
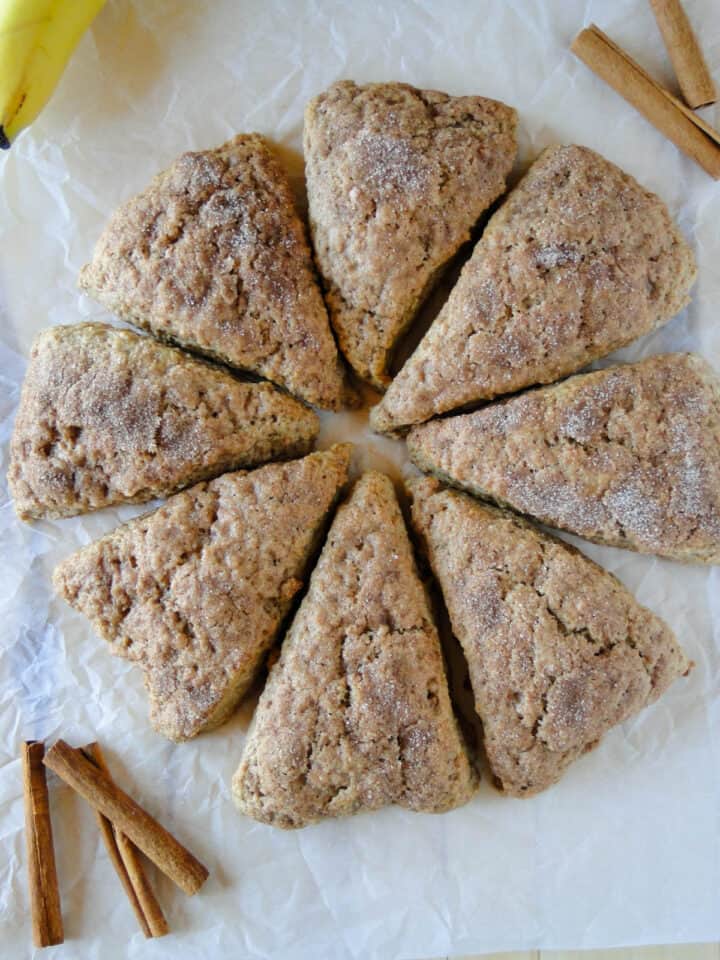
[0,0,106,149]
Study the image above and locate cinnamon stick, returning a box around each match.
[82,743,169,938]
[116,832,170,936]
[44,740,208,896]
[22,742,64,947]
[650,0,717,108]
[572,24,720,179]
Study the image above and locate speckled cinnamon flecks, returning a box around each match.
[232,471,477,828]
[408,354,720,563]
[79,134,355,410]
[53,445,352,741]
[371,144,697,433]
[7,323,320,521]
[410,477,690,797]
[305,81,517,390]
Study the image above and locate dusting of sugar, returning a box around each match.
[543,674,592,748]
[467,572,507,631]
[471,397,530,436]
[490,334,533,372]
[665,389,720,538]
[504,473,607,535]
[462,277,500,323]
[557,372,625,443]
[402,725,432,755]
[557,400,602,444]
[604,473,665,547]
[354,128,429,200]
[533,244,582,270]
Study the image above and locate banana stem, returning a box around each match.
[0,126,9,149]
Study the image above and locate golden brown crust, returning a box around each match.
[53,446,352,741]
[232,471,477,827]
[305,81,517,389]
[408,354,720,563]
[372,144,697,433]
[7,323,320,521]
[79,135,355,411]
[410,477,690,796]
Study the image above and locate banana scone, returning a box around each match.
[407,354,720,563]
[79,134,354,411]
[232,471,477,828]
[410,477,690,797]
[8,323,320,521]
[305,80,517,390]
[53,445,352,741]
[372,144,697,433]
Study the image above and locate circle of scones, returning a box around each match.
[9,82,713,828]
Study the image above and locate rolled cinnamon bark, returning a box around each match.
[82,743,169,938]
[22,741,64,947]
[650,0,717,108]
[44,740,208,896]
[572,24,720,179]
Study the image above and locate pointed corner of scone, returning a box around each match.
[77,259,94,295]
[410,481,691,797]
[405,472,442,505]
[52,447,351,741]
[325,440,354,467]
[374,142,697,431]
[232,468,477,828]
[77,134,353,412]
[368,396,405,437]
[304,80,518,390]
[404,416,441,466]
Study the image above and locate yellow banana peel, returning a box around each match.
[0,0,106,148]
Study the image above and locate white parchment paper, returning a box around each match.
[1,1,719,956]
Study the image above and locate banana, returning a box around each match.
[0,0,106,149]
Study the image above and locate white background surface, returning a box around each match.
[1,1,719,957]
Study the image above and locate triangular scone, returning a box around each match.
[408,354,720,563]
[79,135,354,411]
[304,81,517,390]
[372,144,697,433]
[410,477,690,797]
[232,471,477,828]
[53,445,352,741]
[8,323,320,521]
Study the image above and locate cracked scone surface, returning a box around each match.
[410,478,689,796]
[79,134,353,410]
[53,445,351,741]
[408,354,720,563]
[8,323,320,521]
[372,144,697,433]
[232,471,477,828]
[304,80,517,389]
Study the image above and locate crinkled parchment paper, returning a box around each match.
[1,1,719,957]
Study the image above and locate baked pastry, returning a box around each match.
[410,477,690,796]
[372,144,697,433]
[8,323,320,521]
[232,471,477,828]
[407,353,720,563]
[304,80,517,390]
[53,445,352,741]
[79,134,354,410]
